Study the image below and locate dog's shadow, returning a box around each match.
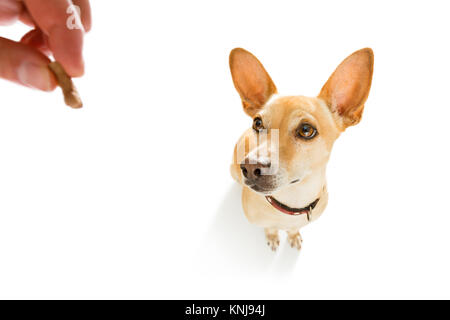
[198,184,300,274]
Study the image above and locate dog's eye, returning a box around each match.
[253,117,264,132]
[296,123,317,140]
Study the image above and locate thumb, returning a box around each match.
[0,37,56,91]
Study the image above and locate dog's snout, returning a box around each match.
[240,161,270,180]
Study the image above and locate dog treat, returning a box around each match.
[48,61,83,109]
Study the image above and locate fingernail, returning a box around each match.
[17,62,54,91]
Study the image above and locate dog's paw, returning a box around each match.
[266,234,280,251]
[287,232,303,250]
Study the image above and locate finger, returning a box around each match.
[24,0,84,77]
[0,0,24,25]
[0,37,57,91]
[19,10,35,27]
[21,29,51,56]
[72,0,91,32]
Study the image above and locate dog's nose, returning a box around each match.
[240,162,270,180]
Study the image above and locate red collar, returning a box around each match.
[265,196,320,221]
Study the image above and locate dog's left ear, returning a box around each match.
[318,48,374,129]
[229,48,277,117]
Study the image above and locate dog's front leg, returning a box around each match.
[287,230,303,250]
[264,228,280,251]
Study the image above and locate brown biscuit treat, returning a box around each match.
[48,61,83,109]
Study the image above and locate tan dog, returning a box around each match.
[229,48,374,251]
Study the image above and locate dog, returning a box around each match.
[229,48,374,251]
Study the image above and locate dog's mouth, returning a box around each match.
[245,178,300,195]
[246,183,274,194]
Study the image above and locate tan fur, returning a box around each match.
[230,48,374,251]
[229,48,278,117]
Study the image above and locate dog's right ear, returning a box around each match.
[229,48,277,117]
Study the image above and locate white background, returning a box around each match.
[0,0,450,299]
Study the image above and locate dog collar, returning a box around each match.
[265,196,320,221]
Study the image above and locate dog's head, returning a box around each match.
[230,48,374,195]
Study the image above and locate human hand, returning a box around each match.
[0,0,91,91]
